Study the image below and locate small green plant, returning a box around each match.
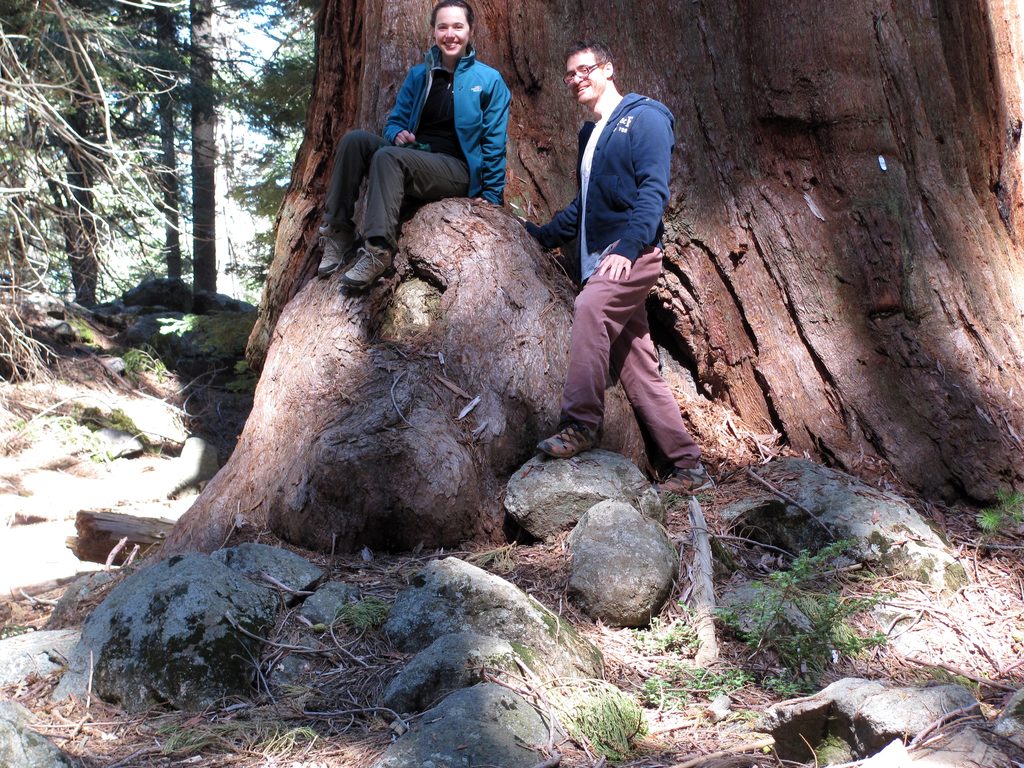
[977,489,1024,535]
[122,345,168,381]
[226,359,258,394]
[334,597,390,630]
[559,681,647,760]
[632,610,699,655]
[639,665,752,711]
[717,541,886,687]
[760,673,814,698]
[639,676,684,710]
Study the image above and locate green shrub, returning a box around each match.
[122,345,168,380]
[717,541,886,688]
[977,489,1024,536]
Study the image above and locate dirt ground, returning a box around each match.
[1,345,1023,768]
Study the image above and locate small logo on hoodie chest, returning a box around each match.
[615,115,634,134]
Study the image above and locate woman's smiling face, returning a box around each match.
[434,6,472,67]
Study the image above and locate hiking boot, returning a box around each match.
[658,464,715,495]
[341,241,393,288]
[536,421,597,459]
[317,226,356,278]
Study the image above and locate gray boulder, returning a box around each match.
[721,458,965,590]
[0,630,80,687]
[212,542,324,602]
[0,702,80,768]
[123,277,193,312]
[384,557,602,681]
[371,683,555,768]
[54,553,279,711]
[763,677,980,761]
[995,688,1024,748]
[505,450,663,541]
[567,500,678,627]
[95,428,144,459]
[298,581,361,625]
[381,632,519,715]
[192,290,255,314]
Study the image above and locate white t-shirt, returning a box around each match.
[579,115,609,282]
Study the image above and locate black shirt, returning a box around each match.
[415,68,465,162]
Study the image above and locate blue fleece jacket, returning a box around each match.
[526,94,675,266]
[383,45,511,205]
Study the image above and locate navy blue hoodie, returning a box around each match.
[527,93,675,269]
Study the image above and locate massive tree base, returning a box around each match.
[165,202,648,555]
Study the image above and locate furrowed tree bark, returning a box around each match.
[173,0,1024,554]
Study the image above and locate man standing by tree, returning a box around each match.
[523,40,712,494]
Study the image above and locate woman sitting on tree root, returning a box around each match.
[317,0,511,289]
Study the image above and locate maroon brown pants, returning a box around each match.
[561,246,702,470]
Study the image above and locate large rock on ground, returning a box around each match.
[381,632,518,715]
[763,677,980,761]
[995,688,1024,748]
[54,552,279,711]
[384,557,602,682]
[298,581,361,625]
[722,458,965,589]
[212,542,324,602]
[505,450,664,541]
[0,630,80,687]
[0,701,80,768]
[567,501,678,626]
[122,277,193,312]
[371,683,554,768]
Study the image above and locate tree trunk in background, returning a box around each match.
[56,106,99,306]
[216,0,1024,556]
[190,0,217,293]
[157,6,182,282]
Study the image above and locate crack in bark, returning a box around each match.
[746,207,850,433]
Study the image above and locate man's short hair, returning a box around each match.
[431,0,475,28]
[564,40,614,65]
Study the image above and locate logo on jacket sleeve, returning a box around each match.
[615,115,634,134]
[471,84,482,92]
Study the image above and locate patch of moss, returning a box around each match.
[74,406,141,436]
[509,641,538,670]
[158,312,255,358]
[815,734,853,764]
[69,317,99,348]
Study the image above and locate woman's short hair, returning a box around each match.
[431,0,474,28]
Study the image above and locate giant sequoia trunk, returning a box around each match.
[167,0,1024,554]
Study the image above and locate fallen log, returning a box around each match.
[68,510,176,565]
[687,497,719,666]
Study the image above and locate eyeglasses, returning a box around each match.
[562,62,603,86]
